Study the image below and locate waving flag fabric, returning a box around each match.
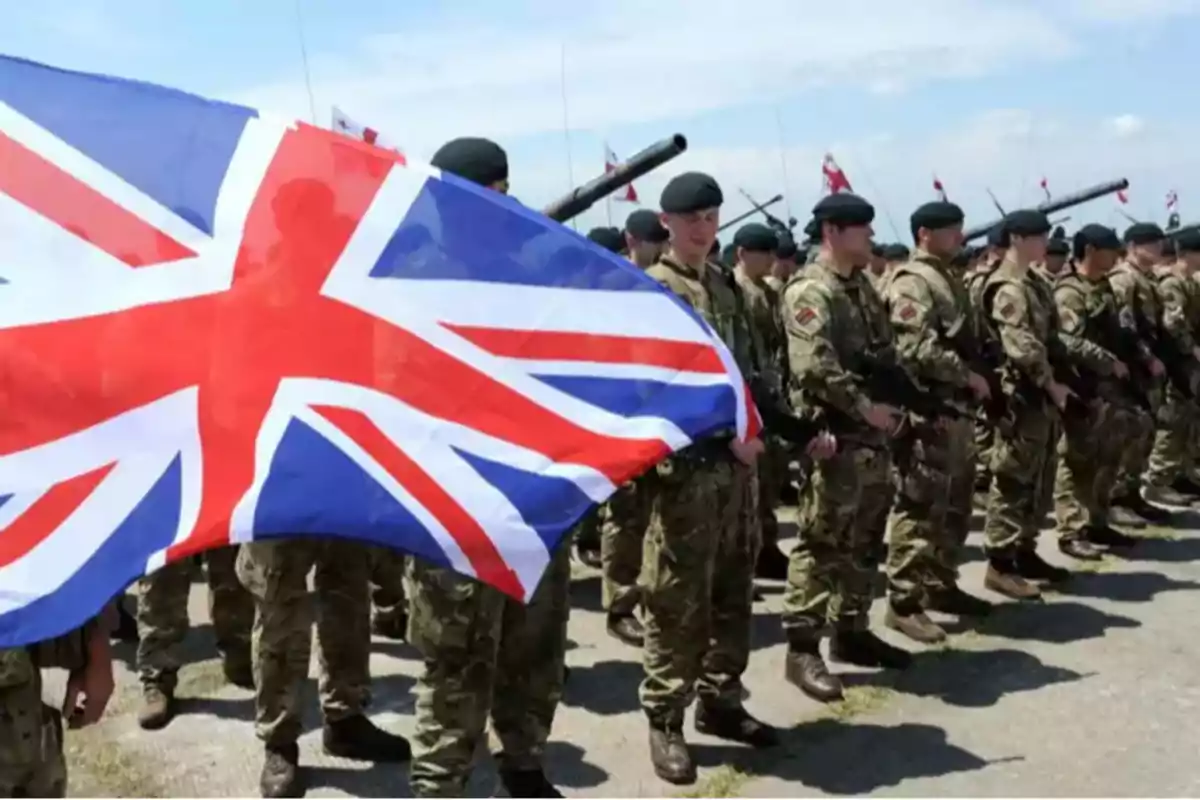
[0,55,757,647]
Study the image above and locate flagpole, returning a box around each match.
[774,107,793,223]
[293,0,319,124]
[559,43,578,230]
[843,151,902,242]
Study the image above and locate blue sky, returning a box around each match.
[3,0,1199,237]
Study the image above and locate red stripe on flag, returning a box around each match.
[0,132,197,268]
[314,406,526,599]
[444,325,727,373]
[0,464,116,569]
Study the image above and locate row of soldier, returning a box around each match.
[6,133,1197,799]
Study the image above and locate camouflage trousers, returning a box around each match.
[0,655,65,798]
[136,545,253,691]
[1039,417,1061,523]
[1115,391,1158,497]
[407,541,572,797]
[783,444,890,637]
[983,400,1054,554]
[1054,400,1132,537]
[944,417,977,578]
[640,458,759,728]
[973,413,994,490]
[235,537,372,747]
[369,546,407,626]
[758,439,789,550]
[886,424,954,609]
[600,475,655,616]
[1146,393,1196,489]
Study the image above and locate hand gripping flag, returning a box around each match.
[0,55,759,647]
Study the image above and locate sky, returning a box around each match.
[3,0,1200,241]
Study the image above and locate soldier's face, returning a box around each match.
[773,256,796,278]
[1093,249,1119,273]
[1183,252,1200,272]
[1130,241,1162,266]
[1012,233,1048,263]
[663,208,720,259]
[1045,254,1067,274]
[925,225,963,258]
[830,223,873,262]
[739,249,774,276]
[628,238,663,266]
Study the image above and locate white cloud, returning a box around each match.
[224,0,1075,156]
[1107,114,1147,138]
[1063,0,1200,22]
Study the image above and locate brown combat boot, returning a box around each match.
[884,605,947,644]
[137,684,175,730]
[784,640,843,702]
[260,743,303,798]
[694,704,779,748]
[648,723,696,785]
[322,714,411,762]
[984,555,1041,600]
[499,768,562,798]
[606,613,644,647]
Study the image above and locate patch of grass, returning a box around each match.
[825,685,896,721]
[675,764,752,798]
[1139,526,1180,541]
[66,726,165,797]
[1070,556,1114,574]
[177,658,229,698]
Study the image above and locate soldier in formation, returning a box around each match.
[18,142,1200,798]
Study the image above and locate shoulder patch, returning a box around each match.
[898,304,917,321]
[795,307,817,327]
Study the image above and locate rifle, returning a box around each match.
[962,179,1130,244]
[542,134,687,223]
[856,349,967,422]
[718,194,785,233]
[737,189,797,237]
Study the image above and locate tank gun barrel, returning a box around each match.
[542,134,688,224]
[963,178,1129,243]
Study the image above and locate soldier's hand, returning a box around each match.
[1112,360,1130,380]
[966,371,992,402]
[729,436,765,465]
[805,431,838,461]
[1046,381,1073,412]
[1149,358,1166,378]
[63,627,115,729]
[863,403,902,434]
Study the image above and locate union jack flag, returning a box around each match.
[0,56,758,647]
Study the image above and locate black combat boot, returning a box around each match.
[755,545,789,580]
[499,768,563,798]
[371,612,408,641]
[927,584,993,617]
[137,683,176,730]
[322,715,411,762]
[260,743,303,798]
[648,722,695,785]
[984,554,1041,599]
[606,613,644,647]
[694,704,780,748]
[831,628,913,669]
[221,648,255,690]
[1143,485,1195,508]
[784,638,843,702]
[1057,534,1105,562]
[1014,548,1071,583]
[884,602,947,644]
[1085,524,1139,549]
[1170,475,1200,498]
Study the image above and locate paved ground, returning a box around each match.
[53,505,1200,797]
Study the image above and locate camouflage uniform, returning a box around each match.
[735,265,789,561]
[369,546,408,635]
[0,620,106,796]
[600,475,654,618]
[1051,268,1145,549]
[640,253,772,785]
[407,542,571,797]
[1145,264,1200,493]
[979,256,1068,595]
[136,547,253,695]
[966,264,998,490]
[1108,260,1163,504]
[881,250,974,623]
[781,255,904,694]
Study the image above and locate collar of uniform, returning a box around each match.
[657,252,705,279]
[993,251,1026,281]
[813,253,854,283]
[910,247,949,271]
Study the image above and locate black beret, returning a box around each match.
[804,218,821,239]
[1072,224,1121,260]
[870,243,885,258]
[910,201,965,232]
[660,172,723,214]
[732,222,779,252]
[586,226,625,254]
[430,137,508,187]
[987,224,1006,249]
[624,209,668,243]
[776,234,798,259]
[1045,238,1070,256]
[1004,209,1052,238]
[812,193,875,227]
[1124,222,1166,245]
[1175,230,1200,253]
[709,238,721,256]
[881,243,911,261]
